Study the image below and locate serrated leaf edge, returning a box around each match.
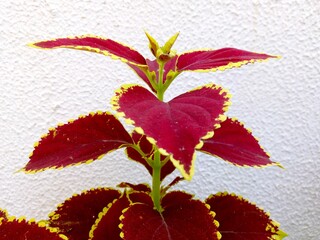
[176,49,280,73]
[21,111,132,173]
[199,117,283,169]
[206,192,286,240]
[0,216,68,239]
[111,83,231,180]
[28,34,147,67]
[48,187,121,222]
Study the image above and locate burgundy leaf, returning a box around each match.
[161,177,185,194]
[200,117,278,167]
[161,191,194,209]
[30,35,147,66]
[0,209,7,220]
[146,57,178,83]
[48,188,120,240]
[127,63,155,91]
[113,84,230,180]
[117,182,151,192]
[128,191,153,206]
[127,57,178,93]
[24,112,133,172]
[120,196,220,239]
[126,132,176,180]
[0,217,67,240]
[89,193,130,240]
[206,192,286,240]
[176,48,278,72]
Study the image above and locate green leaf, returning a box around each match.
[145,31,160,57]
[48,188,120,240]
[162,32,179,54]
[24,112,133,172]
[206,192,287,240]
[112,84,230,180]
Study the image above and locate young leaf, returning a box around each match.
[145,31,160,57]
[120,193,220,240]
[206,192,287,240]
[200,117,278,167]
[125,132,176,180]
[127,56,178,93]
[89,193,130,240]
[0,217,67,240]
[48,188,121,240]
[127,191,153,206]
[29,35,147,66]
[112,84,230,180]
[24,112,133,172]
[117,182,151,193]
[176,48,278,72]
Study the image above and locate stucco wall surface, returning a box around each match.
[0,0,319,239]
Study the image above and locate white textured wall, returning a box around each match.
[0,0,319,239]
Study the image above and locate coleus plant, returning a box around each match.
[0,32,288,240]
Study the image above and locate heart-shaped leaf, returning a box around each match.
[120,191,220,240]
[126,132,176,180]
[200,117,279,167]
[112,84,230,180]
[176,48,278,72]
[0,217,67,240]
[206,192,287,240]
[24,112,133,172]
[29,35,147,66]
[48,188,120,240]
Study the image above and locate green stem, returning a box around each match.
[152,150,163,212]
[157,61,165,101]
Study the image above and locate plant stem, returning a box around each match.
[157,61,165,101]
[151,61,166,212]
[152,150,163,212]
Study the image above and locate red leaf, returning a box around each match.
[127,63,156,92]
[48,188,120,240]
[113,84,230,179]
[206,192,286,240]
[161,191,193,208]
[0,217,67,240]
[176,48,278,72]
[200,117,278,167]
[117,182,151,192]
[127,57,178,93]
[128,191,153,206]
[24,112,133,172]
[89,193,130,240]
[126,132,176,180]
[30,35,147,66]
[0,209,7,220]
[120,195,220,239]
